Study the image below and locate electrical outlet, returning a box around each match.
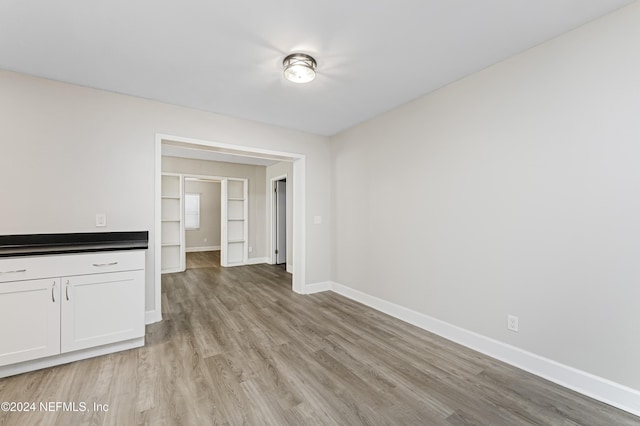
[95,213,107,227]
[249,246,253,253]
[507,315,519,332]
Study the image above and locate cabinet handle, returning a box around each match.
[66,280,70,301]
[92,262,118,267]
[52,282,56,303]
[0,269,27,274]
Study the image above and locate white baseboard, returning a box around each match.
[303,281,333,294]
[145,309,162,324]
[0,337,144,379]
[186,246,220,253]
[246,257,269,265]
[329,282,640,417]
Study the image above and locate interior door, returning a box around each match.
[276,179,287,265]
[221,178,248,267]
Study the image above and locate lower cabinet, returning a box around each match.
[61,270,145,353]
[0,278,61,366]
[0,250,145,374]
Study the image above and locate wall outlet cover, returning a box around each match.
[95,213,107,227]
[507,315,519,332]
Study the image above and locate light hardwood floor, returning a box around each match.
[1,259,638,425]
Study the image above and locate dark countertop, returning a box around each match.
[0,231,149,257]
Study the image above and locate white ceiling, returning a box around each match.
[0,0,633,136]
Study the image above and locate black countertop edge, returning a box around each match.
[0,231,148,257]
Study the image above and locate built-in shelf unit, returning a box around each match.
[161,173,184,273]
[221,178,248,267]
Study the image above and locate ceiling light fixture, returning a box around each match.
[283,53,317,84]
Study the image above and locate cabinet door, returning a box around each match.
[61,270,145,353]
[0,278,61,366]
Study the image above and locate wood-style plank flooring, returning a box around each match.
[1,252,638,425]
[186,250,220,269]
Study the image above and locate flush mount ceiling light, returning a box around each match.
[283,53,317,83]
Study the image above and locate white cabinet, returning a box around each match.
[0,250,145,376]
[61,270,145,353]
[0,278,61,366]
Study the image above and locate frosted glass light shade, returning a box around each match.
[283,53,317,83]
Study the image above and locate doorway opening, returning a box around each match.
[184,177,221,270]
[275,178,287,267]
[270,174,290,272]
[153,134,307,323]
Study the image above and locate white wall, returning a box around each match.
[0,70,331,317]
[183,179,221,250]
[331,3,640,391]
[266,161,294,270]
[163,157,266,258]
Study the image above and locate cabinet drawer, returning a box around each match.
[0,251,145,283]
[62,251,146,276]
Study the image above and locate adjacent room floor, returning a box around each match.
[0,257,638,425]
[186,250,220,269]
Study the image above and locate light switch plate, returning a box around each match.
[96,213,107,227]
[314,216,322,225]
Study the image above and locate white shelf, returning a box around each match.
[221,178,248,267]
[161,173,184,274]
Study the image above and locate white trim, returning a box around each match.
[154,139,163,321]
[186,246,220,253]
[159,134,305,161]
[0,338,144,379]
[329,282,640,417]
[292,157,305,294]
[242,178,249,264]
[184,175,223,182]
[155,134,307,313]
[246,257,269,265]
[145,309,162,324]
[303,281,333,294]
